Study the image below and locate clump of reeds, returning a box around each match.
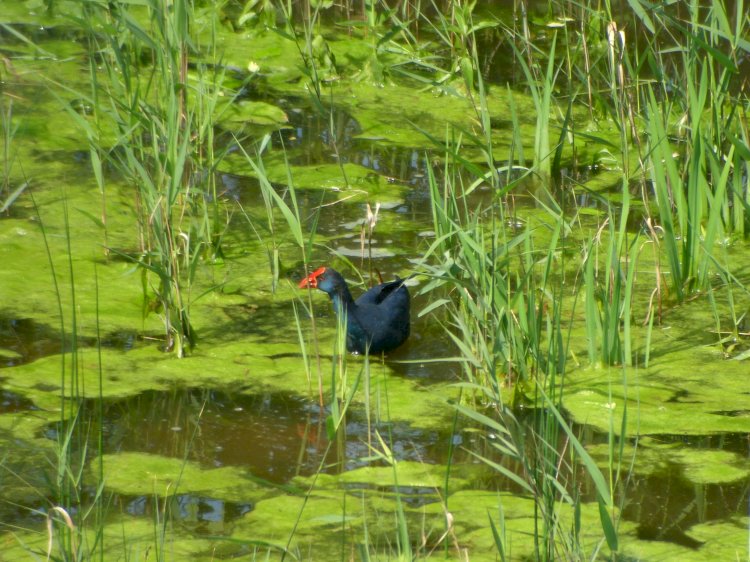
[71,0,232,356]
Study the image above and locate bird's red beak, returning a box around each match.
[298,266,327,289]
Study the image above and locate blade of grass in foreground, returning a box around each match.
[538,387,618,552]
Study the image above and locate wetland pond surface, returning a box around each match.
[1,2,749,560]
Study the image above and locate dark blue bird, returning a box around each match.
[298,267,410,354]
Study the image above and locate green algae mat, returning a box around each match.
[2,1,750,560]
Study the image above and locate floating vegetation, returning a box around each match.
[1,0,749,559]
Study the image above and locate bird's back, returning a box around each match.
[350,278,410,354]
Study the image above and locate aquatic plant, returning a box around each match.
[30,194,106,561]
[1,98,24,214]
[73,0,231,356]
[3,0,750,560]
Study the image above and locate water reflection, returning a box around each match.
[90,388,450,482]
[627,472,748,548]
[122,493,252,532]
[14,384,749,540]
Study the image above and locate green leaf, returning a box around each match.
[76,208,105,229]
[325,414,336,440]
[597,493,619,551]
[0,182,29,213]
[625,0,655,33]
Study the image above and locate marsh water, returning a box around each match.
[2,2,750,560]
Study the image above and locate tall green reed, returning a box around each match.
[237,134,311,290]
[633,0,748,299]
[31,191,108,561]
[411,13,625,546]
[504,0,750,312]
[416,133,608,557]
[582,200,639,367]
[74,0,230,356]
[1,98,24,213]
[235,132,326,405]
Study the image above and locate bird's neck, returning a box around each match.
[330,285,356,317]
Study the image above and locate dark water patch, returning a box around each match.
[0,316,66,368]
[0,388,37,413]
[0,315,148,368]
[465,412,750,543]
[273,99,362,161]
[121,492,253,532]
[217,172,244,201]
[591,430,750,542]
[636,520,705,549]
[665,388,694,403]
[257,97,438,195]
[626,472,748,548]
[343,483,442,508]
[0,489,252,539]
[34,382,59,392]
[387,357,462,383]
[29,148,97,172]
[59,388,453,485]
[647,432,750,457]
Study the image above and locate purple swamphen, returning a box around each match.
[298,267,410,354]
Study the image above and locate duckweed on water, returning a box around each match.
[292,459,487,491]
[93,452,268,500]
[563,326,750,435]
[589,441,750,485]
[221,155,410,202]
[216,99,291,128]
[3,0,750,559]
